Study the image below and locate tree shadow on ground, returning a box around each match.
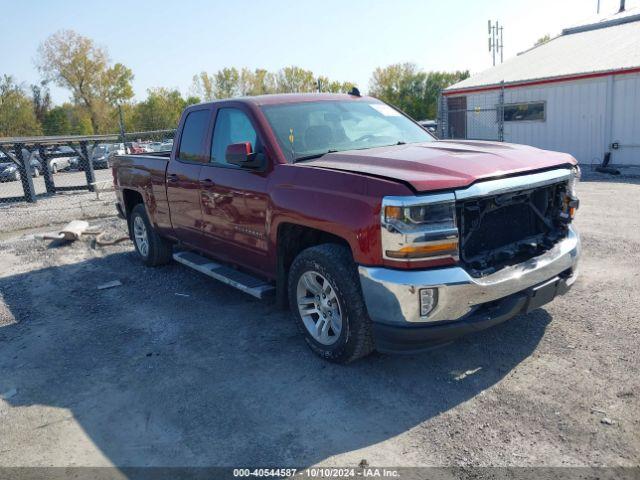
[0,251,551,471]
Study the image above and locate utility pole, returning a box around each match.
[117,103,126,145]
[488,20,504,66]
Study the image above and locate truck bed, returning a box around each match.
[111,152,172,229]
[111,152,170,173]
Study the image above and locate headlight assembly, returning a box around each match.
[567,165,580,198]
[562,166,580,221]
[381,193,459,262]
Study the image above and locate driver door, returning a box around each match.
[198,106,271,275]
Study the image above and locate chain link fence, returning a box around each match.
[0,129,175,233]
[437,84,505,141]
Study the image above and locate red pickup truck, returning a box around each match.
[112,93,580,363]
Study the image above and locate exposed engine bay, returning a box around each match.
[457,180,574,277]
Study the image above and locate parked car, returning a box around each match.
[148,142,163,152]
[0,158,20,182]
[138,142,154,153]
[0,150,42,181]
[418,119,438,134]
[148,141,173,152]
[92,143,125,169]
[48,146,75,173]
[125,142,146,155]
[112,93,581,363]
[69,155,82,171]
[160,140,174,150]
[23,150,43,177]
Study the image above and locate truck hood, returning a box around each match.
[298,140,576,192]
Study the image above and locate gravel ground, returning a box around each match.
[0,178,638,470]
[0,169,115,234]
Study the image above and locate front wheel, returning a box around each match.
[288,244,374,363]
[129,204,173,266]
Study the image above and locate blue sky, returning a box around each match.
[1,0,635,103]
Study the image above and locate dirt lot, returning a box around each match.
[0,169,115,234]
[0,176,638,469]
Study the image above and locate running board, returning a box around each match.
[173,251,275,299]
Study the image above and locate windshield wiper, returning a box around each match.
[351,141,407,152]
[293,149,338,163]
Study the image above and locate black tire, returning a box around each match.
[288,244,374,363]
[129,203,173,266]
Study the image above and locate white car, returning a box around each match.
[48,146,75,173]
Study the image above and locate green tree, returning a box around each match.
[369,63,469,119]
[239,68,276,96]
[192,68,241,100]
[36,30,134,133]
[31,81,51,125]
[317,76,356,93]
[369,63,426,118]
[0,75,42,137]
[42,103,93,135]
[132,88,187,131]
[276,66,316,93]
[192,72,216,101]
[193,66,355,99]
[214,67,240,98]
[42,106,70,135]
[534,34,551,47]
[185,95,201,106]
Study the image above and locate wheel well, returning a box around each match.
[275,223,351,309]
[122,189,144,218]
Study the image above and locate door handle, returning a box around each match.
[167,173,179,183]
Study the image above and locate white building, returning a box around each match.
[443,8,640,166]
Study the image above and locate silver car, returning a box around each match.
[48,146,75,173]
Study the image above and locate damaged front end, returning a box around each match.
[457,168,579,277]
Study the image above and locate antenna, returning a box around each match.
[488,20,505,66]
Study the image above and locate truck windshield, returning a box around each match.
[261,100,434,162]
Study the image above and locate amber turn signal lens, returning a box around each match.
[385,241,459,259]
[384,206,403,221]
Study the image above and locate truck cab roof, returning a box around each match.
[188,93,375,109]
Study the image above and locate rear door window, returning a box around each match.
[178,109,210,162]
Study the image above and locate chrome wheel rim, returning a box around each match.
[133,216,149,257]
[296,271,343,346]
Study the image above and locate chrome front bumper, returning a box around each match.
[359,226,580,325]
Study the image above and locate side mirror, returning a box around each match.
[225,142,263,169]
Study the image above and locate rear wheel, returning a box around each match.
[129,204,173,266]
[288,244,374,363]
